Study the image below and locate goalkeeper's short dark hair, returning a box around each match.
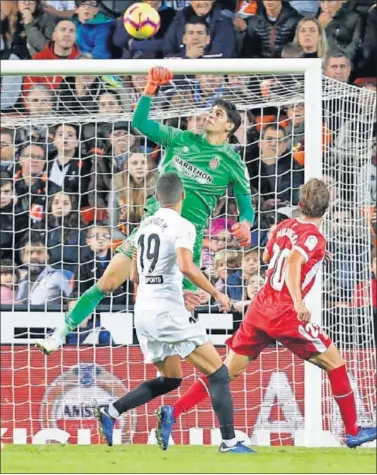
[213,98,242,137]
[156,173,183,206]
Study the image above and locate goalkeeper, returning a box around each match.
[36,66,255,354]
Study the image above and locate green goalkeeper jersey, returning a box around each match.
[133,96,251,231]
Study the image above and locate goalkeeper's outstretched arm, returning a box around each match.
[132,67,180,148]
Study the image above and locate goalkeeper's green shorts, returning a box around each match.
[116,196,203,292]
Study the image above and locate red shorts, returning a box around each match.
[226,310,332,361]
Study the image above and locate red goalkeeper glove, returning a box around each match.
[231,221,251,247]
[144,66,173,96]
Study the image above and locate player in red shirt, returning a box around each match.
[156,178,376,450]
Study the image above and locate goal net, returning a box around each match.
[0,59,375,448]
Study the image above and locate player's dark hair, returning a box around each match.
[156,173,183,206]
[185,17,209,35]
[299,179,330,218]
[212,98,241,137]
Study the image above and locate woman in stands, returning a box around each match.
[294,17,328,58]
[112,150,157,237]
[1,0,55,59]
[97,90,123,117]
[41,190,87,281]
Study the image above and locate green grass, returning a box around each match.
[1,445,376,474]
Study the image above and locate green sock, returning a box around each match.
[57,285,105,339]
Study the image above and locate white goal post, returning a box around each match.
[0,58,374,449]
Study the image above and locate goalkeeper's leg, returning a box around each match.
[35,252,132,355]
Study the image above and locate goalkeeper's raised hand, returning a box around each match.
[144,66,173,96]
[231,221,251,248]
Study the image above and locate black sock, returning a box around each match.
[113,377,182,415]
[207,365,235,441]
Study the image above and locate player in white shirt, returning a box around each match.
[96,173,254,454]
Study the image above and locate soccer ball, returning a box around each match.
[123,3,160,40]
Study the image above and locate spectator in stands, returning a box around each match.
[322,50,353,136]
[212,249,242,301]
[283,102,305,153]
[359,3,376,78]
[192,74,225,108]
[248,124,304,208]
[294,17,328,58]
[25,19,80,91]
[334,82,376,163]
[0,260,20,304]
[0,128,17,173]
[0,1,22,57]
[351,249,377,310]
[47,123,90,199]
[163,0,236,58]
[73,0,114,59]
[232,109,258,149]
[241,247,260,283]
[112,150,157,235]
[24,84,55,116]
[17,233,73,305]
[325,207,368,300]
[113,0,176,59]
[1,0,54,59]
[357,134,376,207]
[201,217,236,270]
[41,0,76,18]
[17,0,55,56]
[241,0,302,58]
[323,49,352,83]
[165,17,211,59]
[318,0,363,64]
[233,273,264,313]
[223,75,253,106]
[97,90,123,116]
[0,36,23,113]
[290,0,320,17]
[0,170,28,260]
[87,122,138,209]
[323,172,341,207]
[14,143,49,225]
[43,191,86,278]
[57,53,106,114]
[77,223,129,303]
[101,0,134,17]
[186,112,207,134]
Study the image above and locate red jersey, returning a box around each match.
[249,218,326,328]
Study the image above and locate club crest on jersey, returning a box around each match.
[121,241,132,253]
[174,156,213,184]
[209,157,220,169]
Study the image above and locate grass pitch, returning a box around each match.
[1,445,376,474]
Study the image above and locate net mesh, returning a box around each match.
[0,72,376,446]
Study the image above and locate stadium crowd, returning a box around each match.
[0,0,376,344]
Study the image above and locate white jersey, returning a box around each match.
[134,207,196,313]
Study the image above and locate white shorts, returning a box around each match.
[134,309,209,364]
